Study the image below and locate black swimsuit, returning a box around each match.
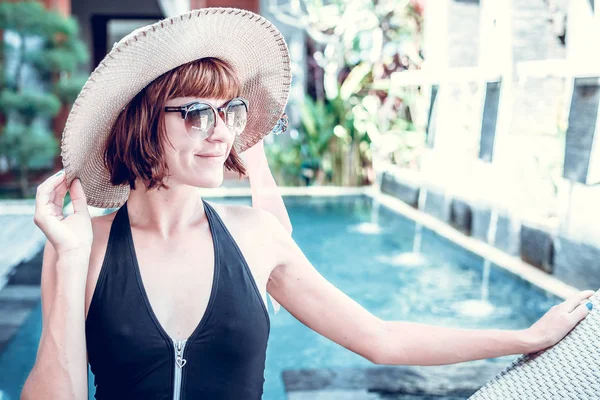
[85,200,270,399]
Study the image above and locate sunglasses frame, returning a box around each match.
[164,97,249,134]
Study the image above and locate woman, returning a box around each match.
[22,8,594,400]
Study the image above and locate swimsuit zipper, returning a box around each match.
[173,339,187,400]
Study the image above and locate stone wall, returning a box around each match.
[411,0,600,290]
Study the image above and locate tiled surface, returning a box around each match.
[0,301,36,326]
[0,251,43,355]
[0,202,45,356]
[4,251,43,287]
[0,286,41,301]
[0,215,45,288]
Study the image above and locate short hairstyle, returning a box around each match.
[104,57,247,191]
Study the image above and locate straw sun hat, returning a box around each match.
[61,7,292,209]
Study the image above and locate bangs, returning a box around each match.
[164,57,241,101]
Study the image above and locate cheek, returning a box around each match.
[161,135,192,172]
[164,118,185,142]
[164,120,192,154]
[164,115,179,133]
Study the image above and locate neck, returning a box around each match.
[126,179,206,239]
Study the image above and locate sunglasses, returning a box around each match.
[164,97,249,139]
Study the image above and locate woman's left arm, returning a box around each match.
[243,139,292,234]
[263,212,594,366]
[243,139,292,313]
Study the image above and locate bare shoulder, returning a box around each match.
[207,201,288,239]
[90,211,117,247]
[206,201,293,280]
[88,209,120,269]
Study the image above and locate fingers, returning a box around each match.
[34,171,66,227]
[570,301,593,324]
[37,170,66,203]
[69,178,90,217]
[563,290,596,312]
[51,178,69,216]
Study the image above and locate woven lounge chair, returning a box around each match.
[469,290,600,399]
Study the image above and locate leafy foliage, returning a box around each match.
[0,1,89,197]
[0,89,61,120]
[0,122,58,170]
[270,0,425,186]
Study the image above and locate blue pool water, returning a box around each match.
[0,195,560,399]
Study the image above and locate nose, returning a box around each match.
[205,113,233,143]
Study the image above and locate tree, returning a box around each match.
[0,1,88,197]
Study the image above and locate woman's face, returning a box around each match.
[163,96,237,188]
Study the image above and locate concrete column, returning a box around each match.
[551,0,600,290]
[478,0,512,164]
[566,0,600,72]
[422,0,448,149]
[563,78,600,184]
[423,0,448,71]
[562,0,600,186]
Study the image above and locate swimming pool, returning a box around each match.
[0,195,560,399]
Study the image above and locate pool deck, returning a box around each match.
[0,185,581,398]
[0,201,45,354]
[0,204,45,290]
[0,255,42,354]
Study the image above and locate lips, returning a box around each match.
[196,152,225,158]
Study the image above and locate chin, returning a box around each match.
[202,179,223,188]
[192,175,224,188]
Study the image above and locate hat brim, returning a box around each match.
[61,7,291,209]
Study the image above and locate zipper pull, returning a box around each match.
[176,341,187,368]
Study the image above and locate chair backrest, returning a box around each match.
[469,288,600,399]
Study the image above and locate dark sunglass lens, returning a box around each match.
[186,105,214,133]
[225,101,247,135]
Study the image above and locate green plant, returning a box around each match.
[0,1,89,197]
[283,0,424,186]
[296,64,421,186]
[0,122,58,192]
[0,89,62,119]
[265,141,303,186]
[298,95,337,184]
[265,94,337,186]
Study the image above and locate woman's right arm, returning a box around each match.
[21,171,93,400]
